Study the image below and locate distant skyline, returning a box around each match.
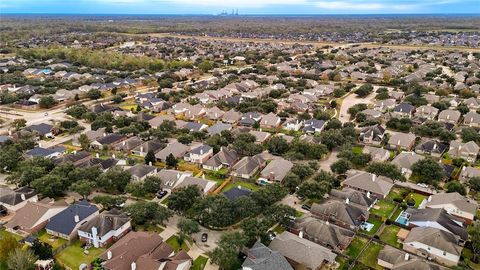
[1,0,480,15]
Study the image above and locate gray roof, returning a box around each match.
[291,216,354,249]
[25,147,64,158]
[426,192,477,216]
[232,154,266,176]
[394,103,415,113]
[206,122,231,135]
[378,246,447,270]
[391,152,425,170]
[405,208,468,241]
[405,227,462,256]
[342,172,394,197]
[330,188,376,209]
[78,209,130,237]
[260,158,293,182]
[438,109,461,122]
[311,200,369,227]
[46,200,98,236]
[242,241,293,270]
[204,147,238,168]
[126,164,156,178]
[0,187,37,206]
[27,123,53,136]
[189,145,212,155]
[155,141,189,161]
[269,231,336,269]
[388,132,416,148]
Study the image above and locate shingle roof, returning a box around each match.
[426,192,477,216]
[46,200,98,236]
[242,241,293,270]
[222,186,252,201]
[0,187,37,206]
[342,172,394,197]
[311,200,369,227]
[291,216,354,249]
[78,209,130,237]
[405,227,462,256]
[405,208,468,241]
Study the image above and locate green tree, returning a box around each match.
[411,158,444,185]
[167,185,201,214]
[469,177,480,193]
[165,153,178,168]
[86,89,101,100]
[31,241,53,260]
[78,133,90,150]
[71,180,96,199]
[144,150,156,165]
[330,159,352,174]
[125,201,172,226]
[208,232,247,270]
[445,181,466,195]
[92,195,126,210]
[198,60,214,73]
[470,222,480,263]
[367,162,405,182]
[266,136,289,155]
[7,248,37,270]
[97,166,132,193]
[0,236,19,262]
[39,96,57,109]
[354,84,373,97]
[12,119,26,131]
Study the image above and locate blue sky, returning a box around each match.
[1,0,479,14]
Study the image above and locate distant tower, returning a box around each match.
[236,9,238,16]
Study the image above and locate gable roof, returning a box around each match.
[329,188,376,209]
[426,192,477,216]
[291,216,354,249]
[342,172,394,197]
[0,187,37,206]
[78,209,130,237]
[405,208,468,241]
[311,200,369,227]
[46,200,98,236]
[404,227,462,256]
[204,147,238,168]
[6,199,68,231]
[242,241,293,270]
[260,158,293,182]
[126,164,157,179]
[392,152,425,170]
[222,186,252,201]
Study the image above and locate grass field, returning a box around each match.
[335,256,351,270]
[406,192,427,208]
[345,237,368,258]
[370,200,396,218]
[362,218,382,236]
[0,229,22,241]
[222,180,260,192]
[192,256,209,270]
[55,240,105,270]
[166,235,190,252]
[358,242,384,270]
[37,230,67,250]
[379,225,402,248]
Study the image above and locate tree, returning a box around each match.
[469,177,480,193]
[97,166,132,193]
[165,153,178,168]
[78,134,90,150]
[7,248,37,270]
[354,84,373,97]
[31,241,53,260]
[283,173,301,193]
[297,181,328,200]
[367,162,405,182]
[86,89,101,100]
[330,159,352,174]
[31,174,65,198]
[0,236,19,261]
[167,185,201,214]
[198,60,214,73]
[461,127,480,143]
[92,195,126,210]
[39,96,57,109]
[266,136,289,155]
[125,201,172,226]
[144,150,156,165]
[470,222,480,263]
[12,119,26,131]
[411,158,444,185]
[71,180,96,199]
[208,232,247,270]
[445,181,466,195]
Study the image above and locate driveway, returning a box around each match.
[338,84,391,123]
[192,228,224,253]
[318,150,339,172]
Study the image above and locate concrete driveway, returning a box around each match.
[192,228,225,253]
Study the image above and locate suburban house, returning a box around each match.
[459,166,480,182]
[425,192,477,224]
[388,132,416,150]
[206,122,232,135]
[257,158,294,184]
[45,200,99,240]
[290,216,355,252]
[415,140,448,157]
[54,151,92,167]
[127,164,158,181]
[222,109,242,124]
[156,169,193,192]
[359,124,385,145]
[78,209,131,248]
[310,200,369,230]
[438,109,461,124]
[391,152,425,178]
[392,103,415,118]
[203,147,238,171]
[249,130,272,144]
[26,123,56,138]
[72,128,106,147]
[184,145,213,164]
[283,118,303,131]
[414,105,439,120]
[172,176,216,194]
[448,140,480,162]
[25,146,65,159]
[463,111,480,127]
[329,188,377,210]
[155,141,190,162]
[302,119,326,133]
[114,136,143,152]
[231,154,266,179]
[131,140,164,157]
[378,246,448,270]
[269,231,337,270]
[362,146,390,162]
[91,134,127,150]
[341,172,394,199]
[222,186,252,202]
[6,199,68,235]
[403,227,463,267]
[260,112,281,128]
[242,241,293,270]
[0,186,38,213]
[99,232,192,270]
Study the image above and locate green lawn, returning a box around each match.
[379,225,402,248]
[0,229,22,241]
[192,256,209,270]
[335,256,351,270]
[358,242,384,270]
[166,235,189,252]
[55,240,105,270]
[462,248,480,270]
[37,230,67,250]
[390,207,404,221]
[361,218,382,236]
[406,192,427,208]
[272,224,286,234]
[345,237,368,258]
[352,146,364,154]
[387,187,409,201]
[222,180,260,192]
[370,200,396,218]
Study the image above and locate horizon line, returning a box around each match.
[2,12,480,16]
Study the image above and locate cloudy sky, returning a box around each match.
[2,0,479,14]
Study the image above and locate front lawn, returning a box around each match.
[345,237,368,259]
[379,225,402,248]
[222,180,260,192]
[55,240,105,270]
[370,200,396,218]
[192,256,209,270]
[37,230,67,250]
[358,242,383,270]
[166,235,189,252]
[406,192,427,208]
[361,218,382,236]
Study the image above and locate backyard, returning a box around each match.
[345,237,368,258]
[0,228,22,241]
[361,218,382,236]
[222,180,260,192]
[387,187,409,202]
[37,229,67,250]
[370,200,396,218]
[379,225,402,248]
[358,242,384,270]
[55,240,106,270]
[406,192,427,208]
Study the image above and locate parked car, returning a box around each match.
[156,190,168,199]
[201,233,208,242]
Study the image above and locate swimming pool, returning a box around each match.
[395,211,410,225]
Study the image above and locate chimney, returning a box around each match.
[107,250,112,260]
[38,142,42,148]
[345,198,350,204]
[123,141,126,146]
[103,133,107,137]
[299,231,303,238]
[112,154,116,159]
[131,262,136,270]
[428,195,432,202]
[96,153,100,158]
[404,253,409,261]
[366,192,371,199]
[238,185,242,189]
[177,173,180,179]
[21,194,26,201]
[74,215,80,223]
[372,174,376,182]
[200,148,203,155]
[140,146,144,154]
[149,161,152,166]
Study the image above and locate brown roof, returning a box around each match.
[5,199,68,231]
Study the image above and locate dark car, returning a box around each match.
[301,204,311,211]
[201,233,208,242]
[156,190,168,199]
